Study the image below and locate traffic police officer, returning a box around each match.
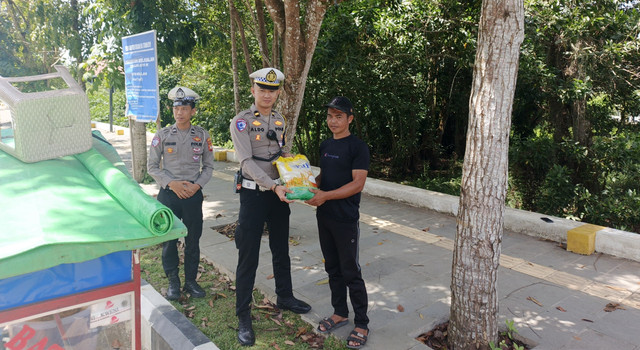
[148,86,214,301]
[230,68,311,346]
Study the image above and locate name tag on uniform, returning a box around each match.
[242,179,256,190]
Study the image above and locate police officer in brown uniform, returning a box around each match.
[230,68,311,346]
[148,86,214,301]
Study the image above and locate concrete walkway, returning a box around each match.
[98,123,640,350]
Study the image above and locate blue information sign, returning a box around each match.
[122,30,159,123]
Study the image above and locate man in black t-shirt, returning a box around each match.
[306,96,370,349]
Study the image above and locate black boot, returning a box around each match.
[237,312,255,346]
[184,280,206,298]
[166,271,181,301]
[277,296,311,314]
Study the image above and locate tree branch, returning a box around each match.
[231,0,254,74]
[254,0,272,67]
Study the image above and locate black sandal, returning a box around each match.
[317,317,348,334]
[346,328,369,349]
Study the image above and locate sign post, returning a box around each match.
[122,30,159,123]
[122,30,159,182]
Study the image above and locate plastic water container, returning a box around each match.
[0,65,91,163]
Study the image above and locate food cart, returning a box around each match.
[0,67,185,349]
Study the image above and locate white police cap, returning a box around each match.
[249,68,284,90]
[168,86,200,106]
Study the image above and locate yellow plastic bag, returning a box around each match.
[274,154,317,200]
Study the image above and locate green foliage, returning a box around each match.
[534,164,576,217]
[509,130,559,209]
[87,82,128,126]
[510,128,640,232]
[299,0,479,175]
[157,54,239,145]
[519,0,640,144]
[489,320,524,350]
[404,159,463,196]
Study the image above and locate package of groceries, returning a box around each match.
[274,154,318,200]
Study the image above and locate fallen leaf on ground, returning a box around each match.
[573,336,581,340]
[316,279,329,285]
[527,296,543,307]
[285,340,295,345]
[581,318,593,322]
[419,313,424,319]
[422,227,430,232]
[606,285,627,291]
[267,274,274,280]
[295,327,307,337]
[604,302,625,312]
[556,306,567,312]
[397,305,405,312]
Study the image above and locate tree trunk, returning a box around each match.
[130,118,147,183]
[229,0,241,115]
[231,3,253,75]
[547,39,570,145]
[568,43,591,147]
[449,0,524,349]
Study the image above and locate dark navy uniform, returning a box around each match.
[148,123,214,283]
[230,104,292,315]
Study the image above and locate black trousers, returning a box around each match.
[157,187,203,281]
[317,212,369,329]
[235,188,292,316]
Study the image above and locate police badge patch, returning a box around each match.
[266,69,277,82]
[236,118,247,132]
[152,136,160,147]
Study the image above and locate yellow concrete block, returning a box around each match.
[214,150,227,161]
[567,224,604,255]
[117,129,124,135]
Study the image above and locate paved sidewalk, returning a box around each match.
[99,125,640,350]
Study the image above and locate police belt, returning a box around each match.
[252,150,282,162]
[241,178,280,192]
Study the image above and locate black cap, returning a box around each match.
[324,96,353,115]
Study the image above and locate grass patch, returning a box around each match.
[140,243,349,349]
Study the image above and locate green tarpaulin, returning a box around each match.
[0,131,186,280]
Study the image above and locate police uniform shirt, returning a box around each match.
[229,104,285,189]
[148,124,215,189]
